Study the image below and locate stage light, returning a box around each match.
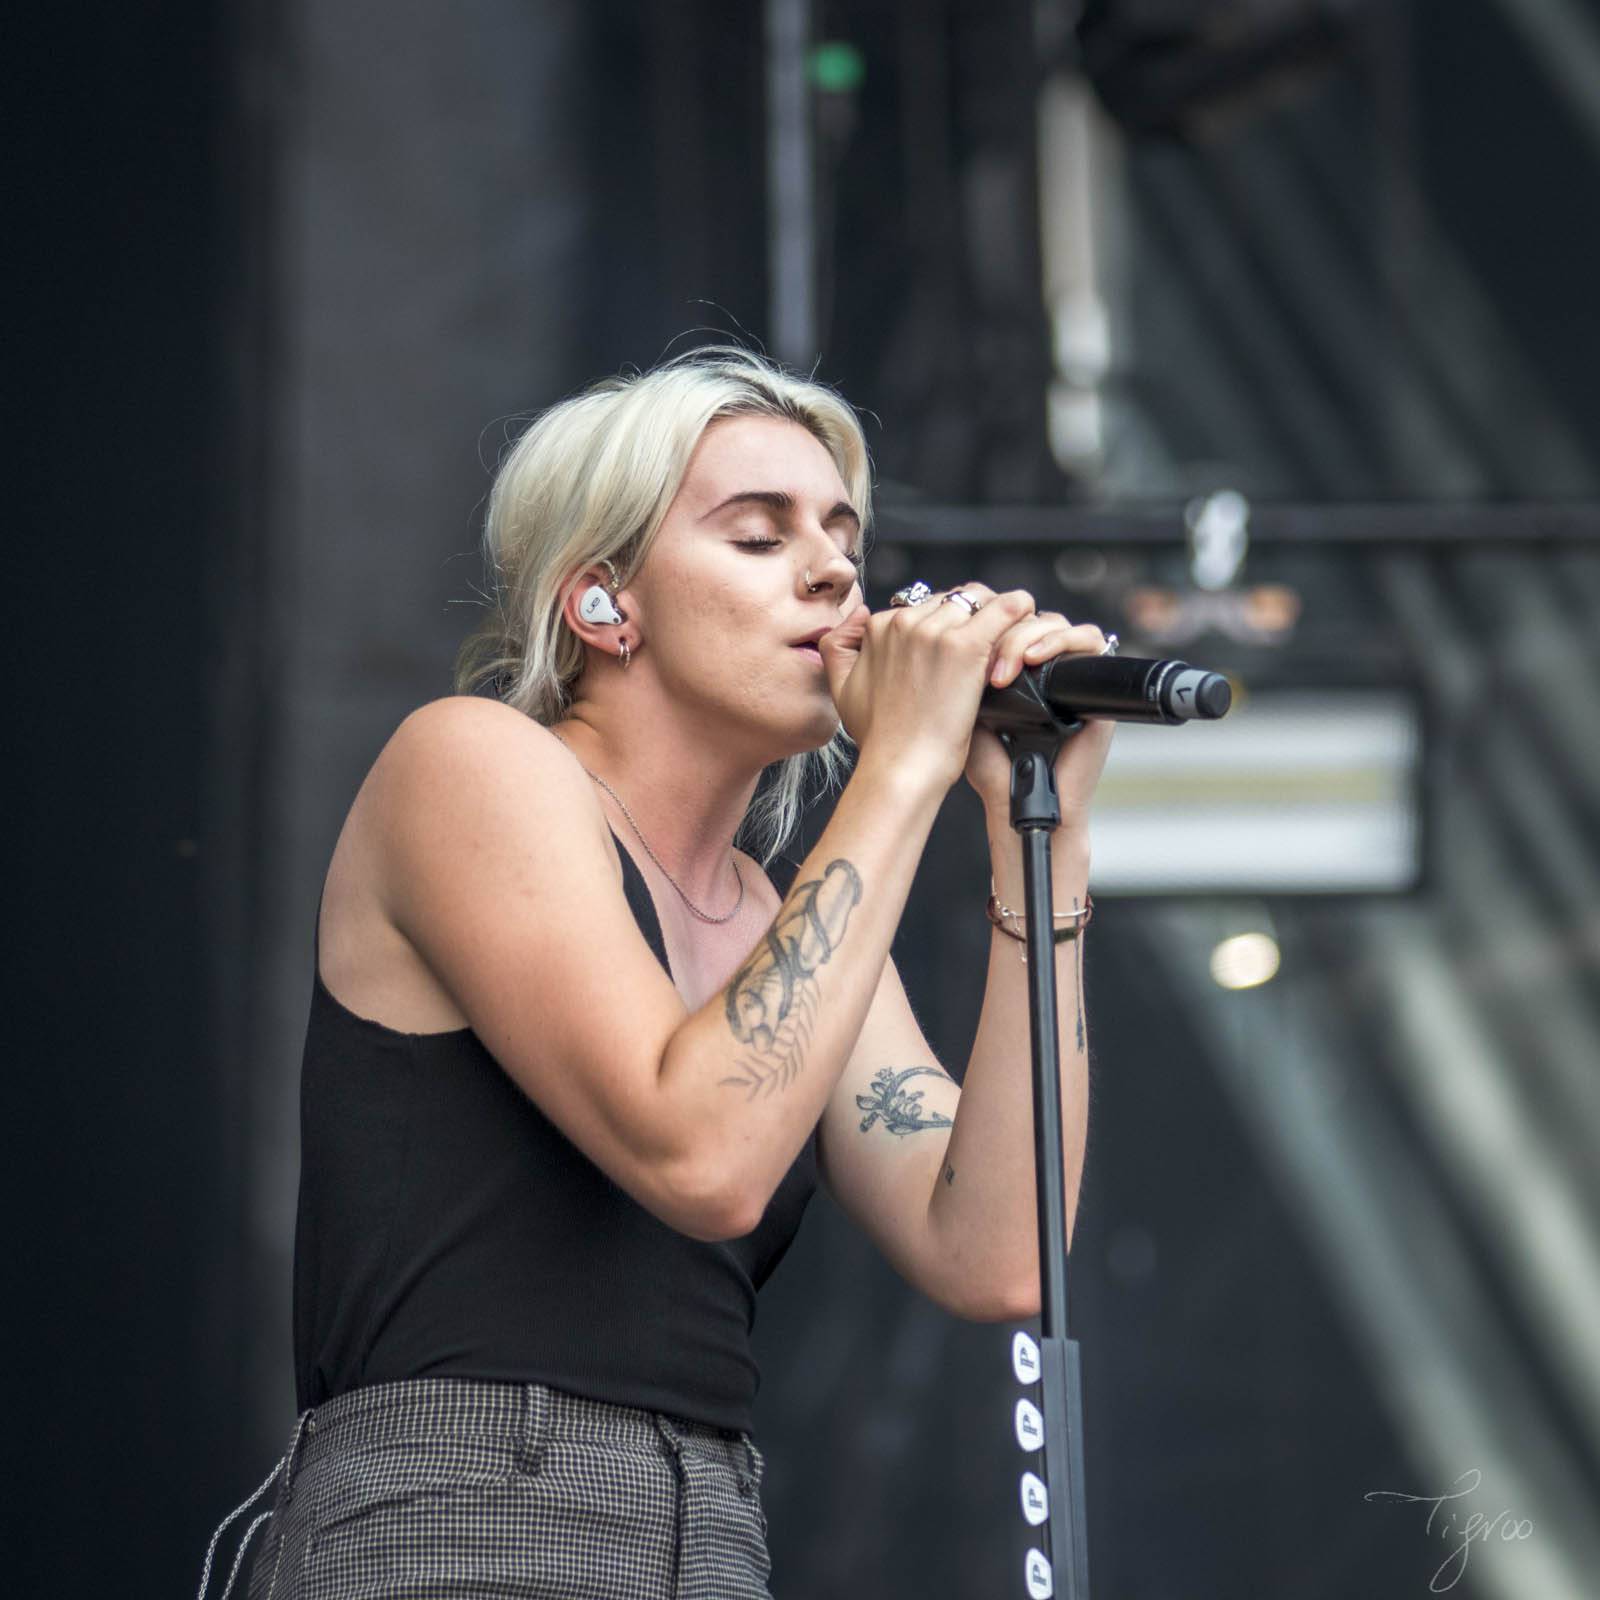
[1209,932,1281,990]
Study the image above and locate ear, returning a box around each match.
[563,565,636,658]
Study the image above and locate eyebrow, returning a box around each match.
[702,489,862,544]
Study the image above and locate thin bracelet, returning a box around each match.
[989,879,1093,924]
[985,891,1094,962]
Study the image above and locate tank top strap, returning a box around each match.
[765,850,803,899]
[606,825,674,980]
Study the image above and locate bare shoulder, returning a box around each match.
[369,692,613,895]
[356,693,687,1089]
[376,694,574,789]
[373,693,595,827]
[317,696,616,1033]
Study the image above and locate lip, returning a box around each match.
[790,626,832,647]
[791,643,824,665]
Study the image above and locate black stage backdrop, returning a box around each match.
[13,4,239,1593]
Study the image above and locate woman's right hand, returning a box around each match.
[818,585,1038,792]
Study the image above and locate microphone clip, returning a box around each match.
[985,673,1087,831]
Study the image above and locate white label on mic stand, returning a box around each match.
[1011,1330,1040,1384]
[1025,1547,1054,1598]
[1014,1398,1044,1451]
[1020,1470,1048,1526]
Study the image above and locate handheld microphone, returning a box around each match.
[978,654,1232,737]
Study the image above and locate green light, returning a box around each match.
[809,41,864,95]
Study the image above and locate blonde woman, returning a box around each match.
[206,347,1112,1600]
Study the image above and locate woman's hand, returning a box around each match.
[962,605,1116,833]
[819,587,1038,794]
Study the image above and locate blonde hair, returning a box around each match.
[454,345,873,866]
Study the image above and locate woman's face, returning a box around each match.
[630,414,865,760]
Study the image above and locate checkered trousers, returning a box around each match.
[231,1378,772,1600]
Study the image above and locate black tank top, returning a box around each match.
[292,829,815,1432]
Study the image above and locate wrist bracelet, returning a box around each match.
[989,880,1094,925]
[985,891,1093,962]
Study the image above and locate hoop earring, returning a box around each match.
[618,639,631,670]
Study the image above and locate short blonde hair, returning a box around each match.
[454,345,874,866]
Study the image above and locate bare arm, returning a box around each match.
[923,819,1091,1314]
[814,604,1111,1319]
[377,696,947,1242]
[652,749,946,1234]
[810,822,1089,1321]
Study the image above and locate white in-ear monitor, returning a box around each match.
[578,584,625,626]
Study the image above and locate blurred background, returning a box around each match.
[16,0,1600,1594]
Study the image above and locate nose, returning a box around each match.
[801,539,860,600]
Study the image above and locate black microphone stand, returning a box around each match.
[987,672,1093,1600]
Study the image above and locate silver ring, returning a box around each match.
[942,589,982,616]
[1100,632,1120,656]
[890,581,935,608]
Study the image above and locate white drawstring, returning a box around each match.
[218,1507,277,1600]
[195,1454,285,1600]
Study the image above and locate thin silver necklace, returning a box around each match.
[550,730,745,925]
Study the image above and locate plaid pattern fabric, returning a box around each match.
[231,1378,772,1600]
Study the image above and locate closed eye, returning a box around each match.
[734,536,864,572]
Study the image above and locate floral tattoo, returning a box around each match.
[856,1066,955,1137]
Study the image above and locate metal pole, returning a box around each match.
[1008,738,1093,1600]
[764,0,817,367]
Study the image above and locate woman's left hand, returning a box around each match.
[962,598,1116,832]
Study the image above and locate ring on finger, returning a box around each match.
[890,581,935,608]
[942,588,983,616]
[1100,631,1120,656]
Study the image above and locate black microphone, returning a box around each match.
[977,654,1232,737]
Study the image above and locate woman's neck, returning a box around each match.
[551,699,766,905]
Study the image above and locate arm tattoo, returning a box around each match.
[856,1066,956,1137]
[720,859,863,1099]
